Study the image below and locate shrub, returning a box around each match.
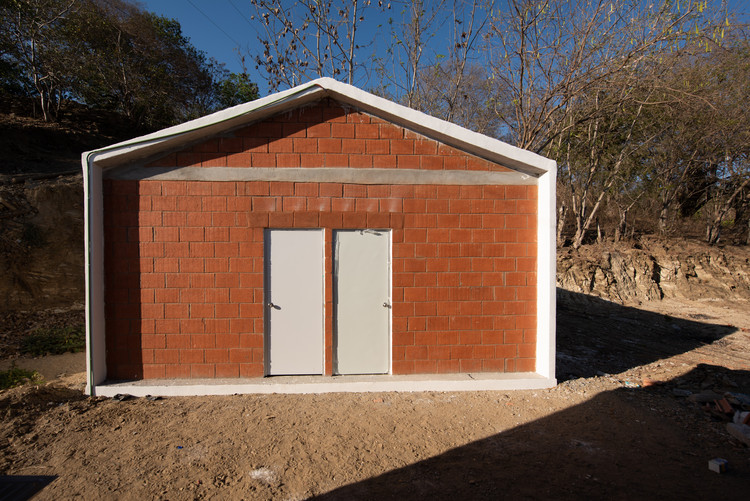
[0,366,42,389]
[21,324,85,356]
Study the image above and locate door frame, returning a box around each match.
[263,228,325,376]
[333,229,392,375]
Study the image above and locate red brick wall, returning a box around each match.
[147,98,511,172]
[103,99,537,380]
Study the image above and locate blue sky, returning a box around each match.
[140,0,749,97]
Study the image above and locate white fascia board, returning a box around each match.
[535,159,557,381]
[85,77,552,176]
[315,77,552,177]
[82,153,107,395]
[85,83,327,169]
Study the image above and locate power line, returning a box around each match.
[228,0,256,30]
[185,0,243,47]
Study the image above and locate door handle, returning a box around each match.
[383,302,391,309]
[267,302,281,310]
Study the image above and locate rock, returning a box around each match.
[726,423,750,446]
[688,390,723,403]
[672,389,692,397]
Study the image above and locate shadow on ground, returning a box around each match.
[315,294,749,500]
[315,364,750,500]
[555,289,738,380]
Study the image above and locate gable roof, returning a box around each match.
[83,77,555,177]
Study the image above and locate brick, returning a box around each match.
[388,185,413,199]
[317,212,341,227]
[366,212,390,227]
[294,211,319,227]
[372,155,397,168]
[282,122,306,137]
[390,139,414,155]
[191,364,215,377]
[397,155,420,169]
[143,364,166,379]
[268,212,293,226]
[330,123,355,138]
[275,153,299,167]
[506,214,529,228]
[176,152,202,167]
[307,122,330,137]
[190,274,214,289]
[215,363,239,377]
[201,154,227,167]
[405,345,428,360]
[154,349,180,364]
[264,181,292,196]
[291,138,316,153]
[142,334,166,349]
[375,198,401,213]
[517,343,535,359]
[342,138,366,154]
[165,365,191,378]
[347,112,370,124]
[366,139,390,154]
[436,359,460,373]
[280,197,304,211]
[229,348,253,363]
[392,360,415,375]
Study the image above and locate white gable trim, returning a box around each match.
[83,78,554,176]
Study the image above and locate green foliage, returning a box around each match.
[0,0,259,128]
[215,73,260,108]
[21,324,85,356]
[0,366,42,390]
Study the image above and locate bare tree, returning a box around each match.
[485,0,728,247]
[249,0,385,91]
[2,0,78,120]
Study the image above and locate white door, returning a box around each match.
[334,230,391,374]
[265,229,324,375]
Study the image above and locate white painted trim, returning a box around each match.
[84,78,553,177]
[319,78,550,176]
[82,156,107,395]
[535,160,557,382]
[87,85,327,169]
[82,78,559,394]
[91,373,556,397]
[105,166,537,185]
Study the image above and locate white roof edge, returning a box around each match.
[316,77,553,176]
[83,77,554,176]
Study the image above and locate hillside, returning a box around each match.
[0,108,749,351]
[0,108,749,499]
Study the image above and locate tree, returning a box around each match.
[484,0,727,247]
[0,0,77,120]
[249,0,386,91]
[215,72,260,108]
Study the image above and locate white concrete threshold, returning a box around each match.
[91,373,556,397]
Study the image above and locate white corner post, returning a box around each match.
[83,154,107,395]
[535,160,557,383]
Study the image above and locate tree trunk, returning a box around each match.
[658,205,668,235]
[706,221,721,245]
[615,207,628,243]
[556,203,567,247]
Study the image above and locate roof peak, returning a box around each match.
[84,78,554,177]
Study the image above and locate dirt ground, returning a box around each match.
[1,292,749,500]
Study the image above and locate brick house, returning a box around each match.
[82,78,556,396]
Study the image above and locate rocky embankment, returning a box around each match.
[1,174,749,312]
[558,239,750,303]
[0,175,84,312]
